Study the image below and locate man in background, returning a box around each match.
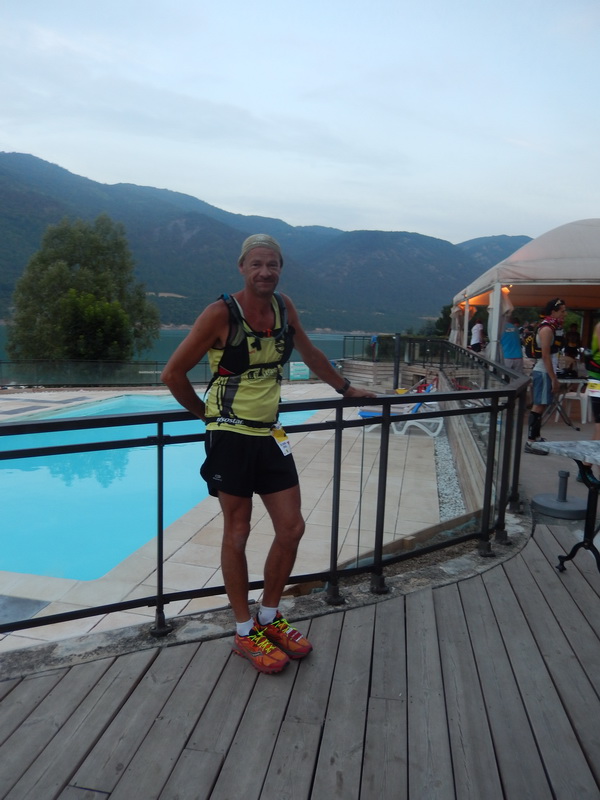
[525,298,567,455]
[563,322,582,374]
[500,313,524,373]
[577,320,600,484]
[470,318,485,353]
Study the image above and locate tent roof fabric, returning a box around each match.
[453,219,600,311]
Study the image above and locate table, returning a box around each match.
[542,378,587,431]
[529,440,600,573]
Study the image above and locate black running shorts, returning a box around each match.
[200,430,299,498]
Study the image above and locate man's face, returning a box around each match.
[553,304,567,323]
[239,247,282,296]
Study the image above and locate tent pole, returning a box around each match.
[487,284,502,362]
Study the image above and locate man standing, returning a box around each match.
[161,234,373,673]
[578,319,600,484]
[563,322,582,374]
[500,313,524,373]
[470,318,485,353]
[525,298,567,454]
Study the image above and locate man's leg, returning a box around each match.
[218,491,253,623]
[528,403,546,441]
[220,491,291,674]
[260,484,305,608]
[255,485,313,659]
[528,371,550,444]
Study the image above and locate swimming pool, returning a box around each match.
[0,395,312,581]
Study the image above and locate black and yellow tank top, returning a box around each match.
[204,293,295,435]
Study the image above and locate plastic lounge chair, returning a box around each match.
[358,383,444,438]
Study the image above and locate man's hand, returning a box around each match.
[344,385,377,399]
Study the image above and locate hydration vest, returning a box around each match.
[204,292,296,430]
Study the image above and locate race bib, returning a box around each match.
[587,380,600,398]
[271,423,292,456]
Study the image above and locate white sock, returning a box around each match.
[258,605,278,626]
[236,619,253,637]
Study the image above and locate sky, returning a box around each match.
[1,0,599,244]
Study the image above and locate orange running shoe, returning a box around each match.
[232,627,290,673]
[255,612,313,659]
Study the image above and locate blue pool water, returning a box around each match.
[1,396,312,581]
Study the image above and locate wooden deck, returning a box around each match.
[1,522,600,800]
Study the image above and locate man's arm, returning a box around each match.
[161,301,228,420]
[284,296,375,398]
[539,325,560,394]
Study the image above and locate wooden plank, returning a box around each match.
[260,720,322,800]
[57,787,109,799]
[536,525,600,641]
[7,649,157,800]
[548,523,600,595]
[209,653,300,800]
[284,613,343,724]
[503,551,600,784]
[360,697,407,800]
[521,531,600,691]
[258,616,340,800]
[0,659,113,798]
[158,748,223,800]
[370,596,406,699]
[459,576,551,799]
[0,669,67,746]
[360,597,408,800]
[187,645,258,754]
[109,638,232,800]
[434,583,504,800]
[483,564,599,798]
[311,604,375,800]
[72,642,198,795]
[405,589,454,800]
[0,677,21,702]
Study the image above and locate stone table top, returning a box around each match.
[531,440,600,464]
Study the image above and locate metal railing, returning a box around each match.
[0,359,529,638]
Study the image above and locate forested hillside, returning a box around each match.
[0,153,530,331]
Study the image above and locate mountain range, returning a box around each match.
[0,152,531,332]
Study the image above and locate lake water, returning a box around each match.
[0,325,349,363]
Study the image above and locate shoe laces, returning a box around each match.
[272,616,302,642]
[248,628,277,653]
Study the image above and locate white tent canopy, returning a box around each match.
[451,219,600,360]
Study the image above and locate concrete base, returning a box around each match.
[531,493,587,520]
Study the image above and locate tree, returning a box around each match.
[7,215,159,360]
[431,305,452,337]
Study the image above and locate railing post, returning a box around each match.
[494,392,515,544]
[478,397,499,556]
[151,421,174,636]
[371,405,391,594]
[508,389,527,512]
[393,334,401,390]
[326,405,345,605]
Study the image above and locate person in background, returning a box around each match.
[577,319,600,485]
[500,313,524,373]
[470,317,485,353]
[563,322,582,374]
[370,334,378,362]
[161,233,374,674]
[525,298,567,455]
